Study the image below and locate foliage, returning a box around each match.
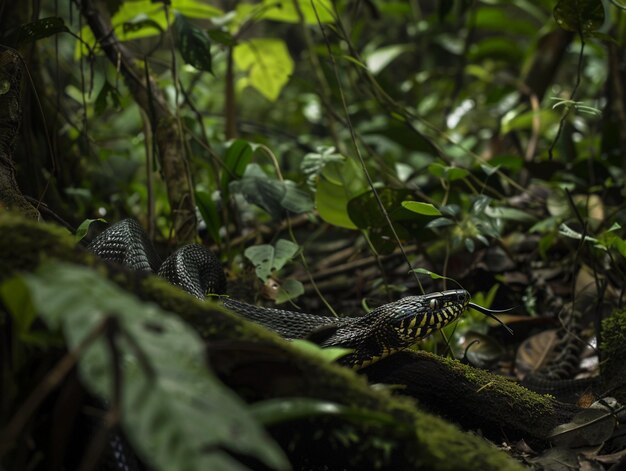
[1,0,626,468]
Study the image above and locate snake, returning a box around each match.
[87,218,512,369]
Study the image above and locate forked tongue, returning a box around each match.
[468,302,514,335]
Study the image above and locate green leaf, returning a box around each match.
[485,206,538,223]
[365,44,411,75]
[275,278,305,304]
[207,29,237,47]
[174,13,213,73]
[9,262,289,471]
[195,191,221,244]
[301,146,345,190]
[75,218,106,243]
[411,268,453,281]
[316,158,367,229]
[221,139,253,199]
[233,38,294,101]
[0,277,37,338]
[230,164,313,218]
[426,217,455,229]
[94,80,122,114]
[75,0,223,57]
[244,239,299,280]
[233,0,334,27]
[553,0,605,33]
[401,201,441,216]
[251,397,343,426]
[15,17,68,45]
[290,340,352,363]
[427,163,469,181]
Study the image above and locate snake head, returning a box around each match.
[380,289,471,345]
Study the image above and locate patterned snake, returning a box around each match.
[88,219,512,368]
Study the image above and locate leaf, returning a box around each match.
[275,278,304,304]
[195,191,221,244]
[485,206,538,223]
[365,44,411,75]
[0,277,37,338]
[290,340,353,364]
[174,13,213,72]
[425,217,455,229]
[427,163,469,181]
[411,268,452,281]
[75,218,106,242]
[75,0,223,58]
[549,408,616,447]
[7,263,289,471]
[16,17,68,45]
[401,201,441,216]
[515,329,560,377]
[316,158,367,230]
[553,0,605,33]
[230,164,313,218]
[233,38,294,101]
[251,397,343,426]
[301,146,345,190]
[244,239,299,280]
[207,29,237,47]
[94,80,122,114]
[221,139,253,199]
[347,188,418,229]
[233,0,334,27]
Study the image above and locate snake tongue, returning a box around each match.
[305,324,340,345]
[467,302,515,335]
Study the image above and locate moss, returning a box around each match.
[600,309,626,401]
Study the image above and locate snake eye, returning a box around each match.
[429,298,440,310]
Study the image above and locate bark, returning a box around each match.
[77,0,196,243]
[0,49,39,220]
[0,215,586,470]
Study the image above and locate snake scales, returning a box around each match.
[87,218,511,369]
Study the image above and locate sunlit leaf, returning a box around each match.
[401,201,441,216]
[233,38,294,101]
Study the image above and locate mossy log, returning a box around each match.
[0,214,581,470]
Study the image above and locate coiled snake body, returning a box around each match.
[88,219,504,368]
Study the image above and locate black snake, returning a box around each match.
[87,218,512,368]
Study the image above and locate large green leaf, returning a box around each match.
[229,164,313,218]
[244,239,299,281]
[233,0,334,27]
[233,38,294,101]
[316,158,368,230]
[4,263,289,471]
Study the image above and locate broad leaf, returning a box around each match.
[234,38,294,101]
[244,239,299,280]
[4,263,290,471]
[230,163,313,218]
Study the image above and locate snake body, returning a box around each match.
[88,219,480,368]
